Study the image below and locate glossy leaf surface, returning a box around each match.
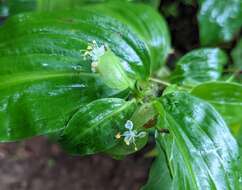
[192,82,242,166]
[198,0,242,45]
[3,0,161,16]
[0,3,169,141]
[85,2,171,73]
[171,48,227,86]
[156,92,240,189]
[191,82,242,135]
[0,72,112,142]
[59,98,137,155]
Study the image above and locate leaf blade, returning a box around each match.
[191,82,242,128]
[171,48,227,86]
[198,0,242,45]
[155,92,241,189]
[0,3,170,141]
[59,98,138,155]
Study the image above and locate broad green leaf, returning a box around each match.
[3,1,171,72]
[191,81,242,158]
[191,82,242,174]
[0,71,116,142]
[171,48,227,86]
[0,3,168,141]
[191,82,242,128]
[232,39,242,70]
[198,0,242,45]
[85,2,171,73]
[59,98,138,155]
[3,0,160,16]
[155,92,241,189]
[142,141,172,190]
[98,49,135,90]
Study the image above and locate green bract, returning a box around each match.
[97,49,135,90]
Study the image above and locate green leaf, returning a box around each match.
[198,0,242,45]
[3,0,98,16]
[232,39,242,70]
[191,82,242,126]
[0,71,114,142]
[0,3,169,141]
[142,141,172,190]
[171,48,227,86]
[155,92,241,189]
[97,49,135,90]
[4,0,161,16]
[88,2,171,73]
[133,0,161,8]
[191,82,242,133]
[191,81,242,175]
[59,98,137,155]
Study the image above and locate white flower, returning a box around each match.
[82,40,106,73]
[116,120,147,151]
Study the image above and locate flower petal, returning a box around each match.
[125,120,133,130]
[136,131,147,138]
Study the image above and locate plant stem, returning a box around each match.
[149,77,171,86]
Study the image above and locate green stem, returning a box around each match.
[226,69,241,82]
[149,77,191,91]
[149,77,172,87]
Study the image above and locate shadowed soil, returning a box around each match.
[0,137,152,190]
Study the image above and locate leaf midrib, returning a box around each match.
[0,71,97,89]
[70,99,136,144]
[205,99,242,106]
[165,113,200,190]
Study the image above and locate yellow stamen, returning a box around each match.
[115,133,121,139]
[124,140,130,146]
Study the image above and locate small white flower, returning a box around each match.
[81,40,106,73]
[116,120,147,151]
[125,120,133,130]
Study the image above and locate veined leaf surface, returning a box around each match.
[59,98,137,155]
[198,0,242,45]
[0,3,170,141]
[155,92,241,189]
[171,48,227,86]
